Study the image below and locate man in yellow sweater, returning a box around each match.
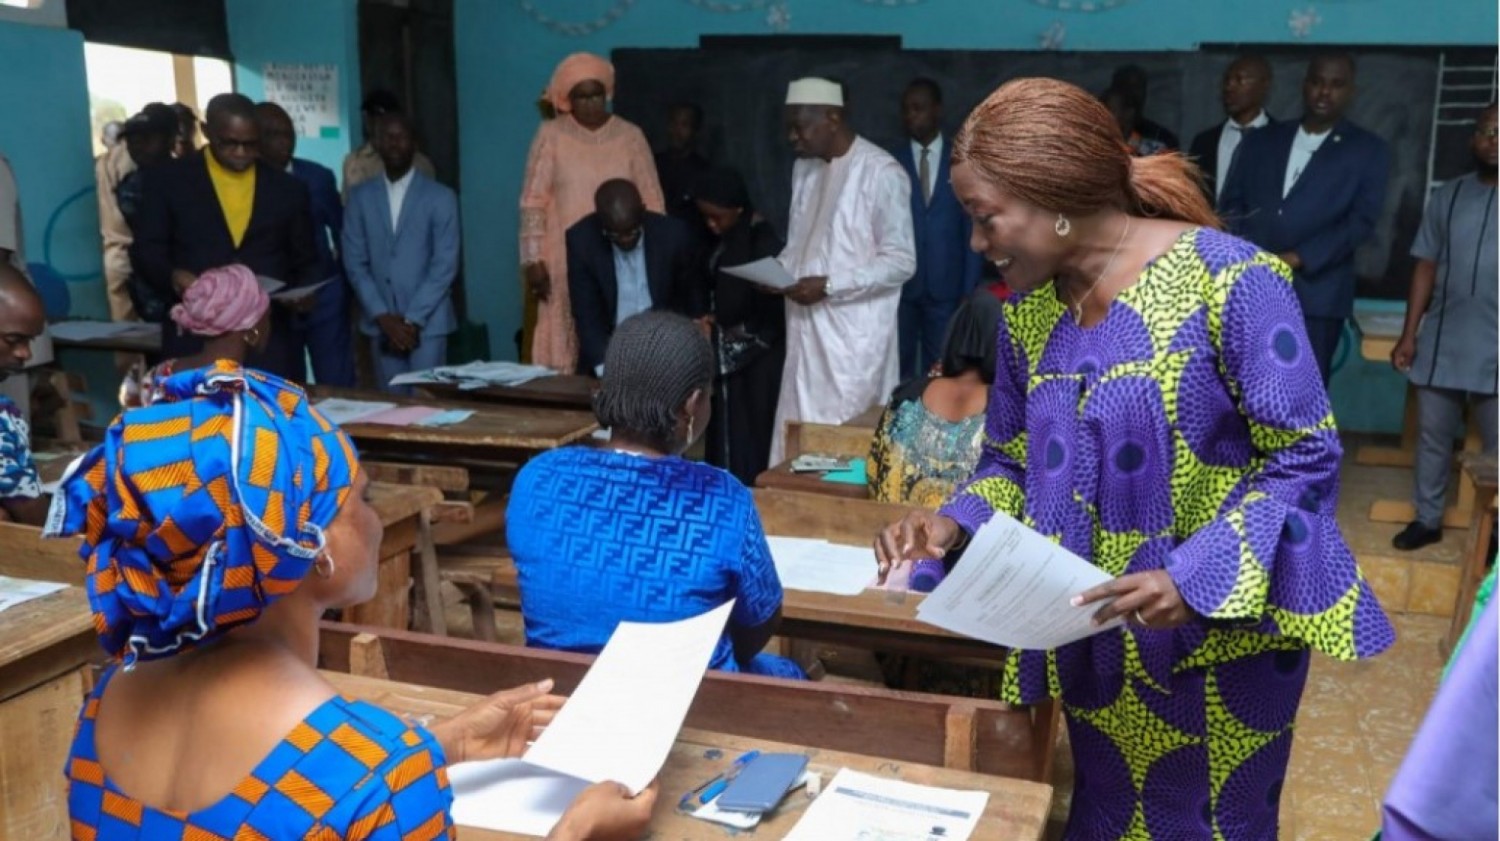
[131,93,319,381]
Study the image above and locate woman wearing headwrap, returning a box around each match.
[52,362,656,839]
[874,78,1395,839]
[692,168,785,485]
[506,312,805,680]
[519,52,665,372]
[119,263,270,408]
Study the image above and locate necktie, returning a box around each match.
[919,146,932,204]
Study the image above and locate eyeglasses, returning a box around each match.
[603,227,642,243]
[1477,127,1499,139]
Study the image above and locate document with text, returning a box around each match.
[916,511,1121,650]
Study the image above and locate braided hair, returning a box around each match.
[592,311,714,453]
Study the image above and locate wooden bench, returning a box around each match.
[326,668,1053,840]
[321,622,1057,784]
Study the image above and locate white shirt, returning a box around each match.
[909,134,945,202]
[385,167,415,230]
[770,135,916,464]
[1215,111,1269,200]
[1283,126,1331,198]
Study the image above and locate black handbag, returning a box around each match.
[716,325,769,377]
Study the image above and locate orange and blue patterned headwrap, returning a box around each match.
[45,362,358,667]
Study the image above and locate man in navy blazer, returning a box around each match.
[256,102,355,387]
[892,79,982,380]
[1188,54,1274,205]
[130,93,318,381]
[343,113,460,394]
[1221,53,1391,384]
[566,179,704,376]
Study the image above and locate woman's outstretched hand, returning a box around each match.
[874,511,962,585]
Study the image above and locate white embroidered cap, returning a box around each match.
[785,77,844,107]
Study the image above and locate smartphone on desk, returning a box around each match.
[712,753,809,813]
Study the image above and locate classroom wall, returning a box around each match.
[453,1,1494,432]
[225,0,362,181]
[0,18,105,319]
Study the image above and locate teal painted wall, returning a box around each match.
[0,19,105,319]
[455,0,1495,431]
[226,0,362,182]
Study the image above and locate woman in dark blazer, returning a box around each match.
[693,169,785,485]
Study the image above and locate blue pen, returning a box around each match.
[699,750,761,805]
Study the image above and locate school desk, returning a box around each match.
[416,374,597,411]
[323,662,1054,841]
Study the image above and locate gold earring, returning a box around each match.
[1054,214,1072,237]
[245,328,260,346]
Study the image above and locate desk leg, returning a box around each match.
[1444,489,1497,657]
[413,510,449,637]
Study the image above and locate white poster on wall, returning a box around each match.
[262,63,340,139]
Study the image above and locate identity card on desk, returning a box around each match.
[446,601,734,836]
[916,511,1122,650]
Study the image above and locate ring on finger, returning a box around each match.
[1133,609,1150,627]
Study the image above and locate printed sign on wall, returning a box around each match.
[263,63,340,139]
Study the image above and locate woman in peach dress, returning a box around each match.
[520,52,664,372]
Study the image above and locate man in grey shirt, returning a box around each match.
[1391,104,1499,550]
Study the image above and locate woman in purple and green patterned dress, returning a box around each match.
[875,78,1395,840]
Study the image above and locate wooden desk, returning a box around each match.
[784,420,874,461]
[49,322,161,356]
[308,386,598,463]
[417,375,596,411]
[1446,454,1498,656]
[324,670,1053,840]
[756,459,869,500]
[0,586,96,841]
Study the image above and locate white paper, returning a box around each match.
[47,321,157,342]
[312,397,396,426]
[0,576,68,615]
[721,257,799,290]
[767,536,874,596]
[256,275,286,295]
[524,601,734,795]
[446,759,589,837]
[916,510,1122,650]
[263,63,341,139]
[785,768,989,841]
[388,360,558,390]
[269,279,331,302]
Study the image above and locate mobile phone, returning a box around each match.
[712,753,809,814]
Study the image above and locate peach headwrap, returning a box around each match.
[548,52,615,115]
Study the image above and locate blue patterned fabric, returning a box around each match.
[506,447,803,679]
[46,361,359,667]
[67,665,454,840]
[0,393,40,501]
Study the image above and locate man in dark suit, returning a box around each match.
[1221,53,1391,384]
[255,101,354,387]
[1189,54,1274,205]
[893,78,982,379]
[567,179,703,376]
[131,93,318,380]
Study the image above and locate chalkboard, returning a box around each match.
[614,41,1495,300]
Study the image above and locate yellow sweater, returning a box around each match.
[205,151,255,248]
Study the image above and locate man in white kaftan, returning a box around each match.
[769,78,916,464]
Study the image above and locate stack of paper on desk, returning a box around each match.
[766,536,874,596]
[785,768,989,841]
[388,360,557,390]
[916,510,1122,650]
[446,601,734,836]
[0,576,67,615]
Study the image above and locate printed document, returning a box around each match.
[784,768,989,841]
[311,398,396,426]
[721,257,799,290]
[916,511,1121,649]
[445,601,733,835]
[767,536,874,596]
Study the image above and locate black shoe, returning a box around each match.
[1392,521,1443,551]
